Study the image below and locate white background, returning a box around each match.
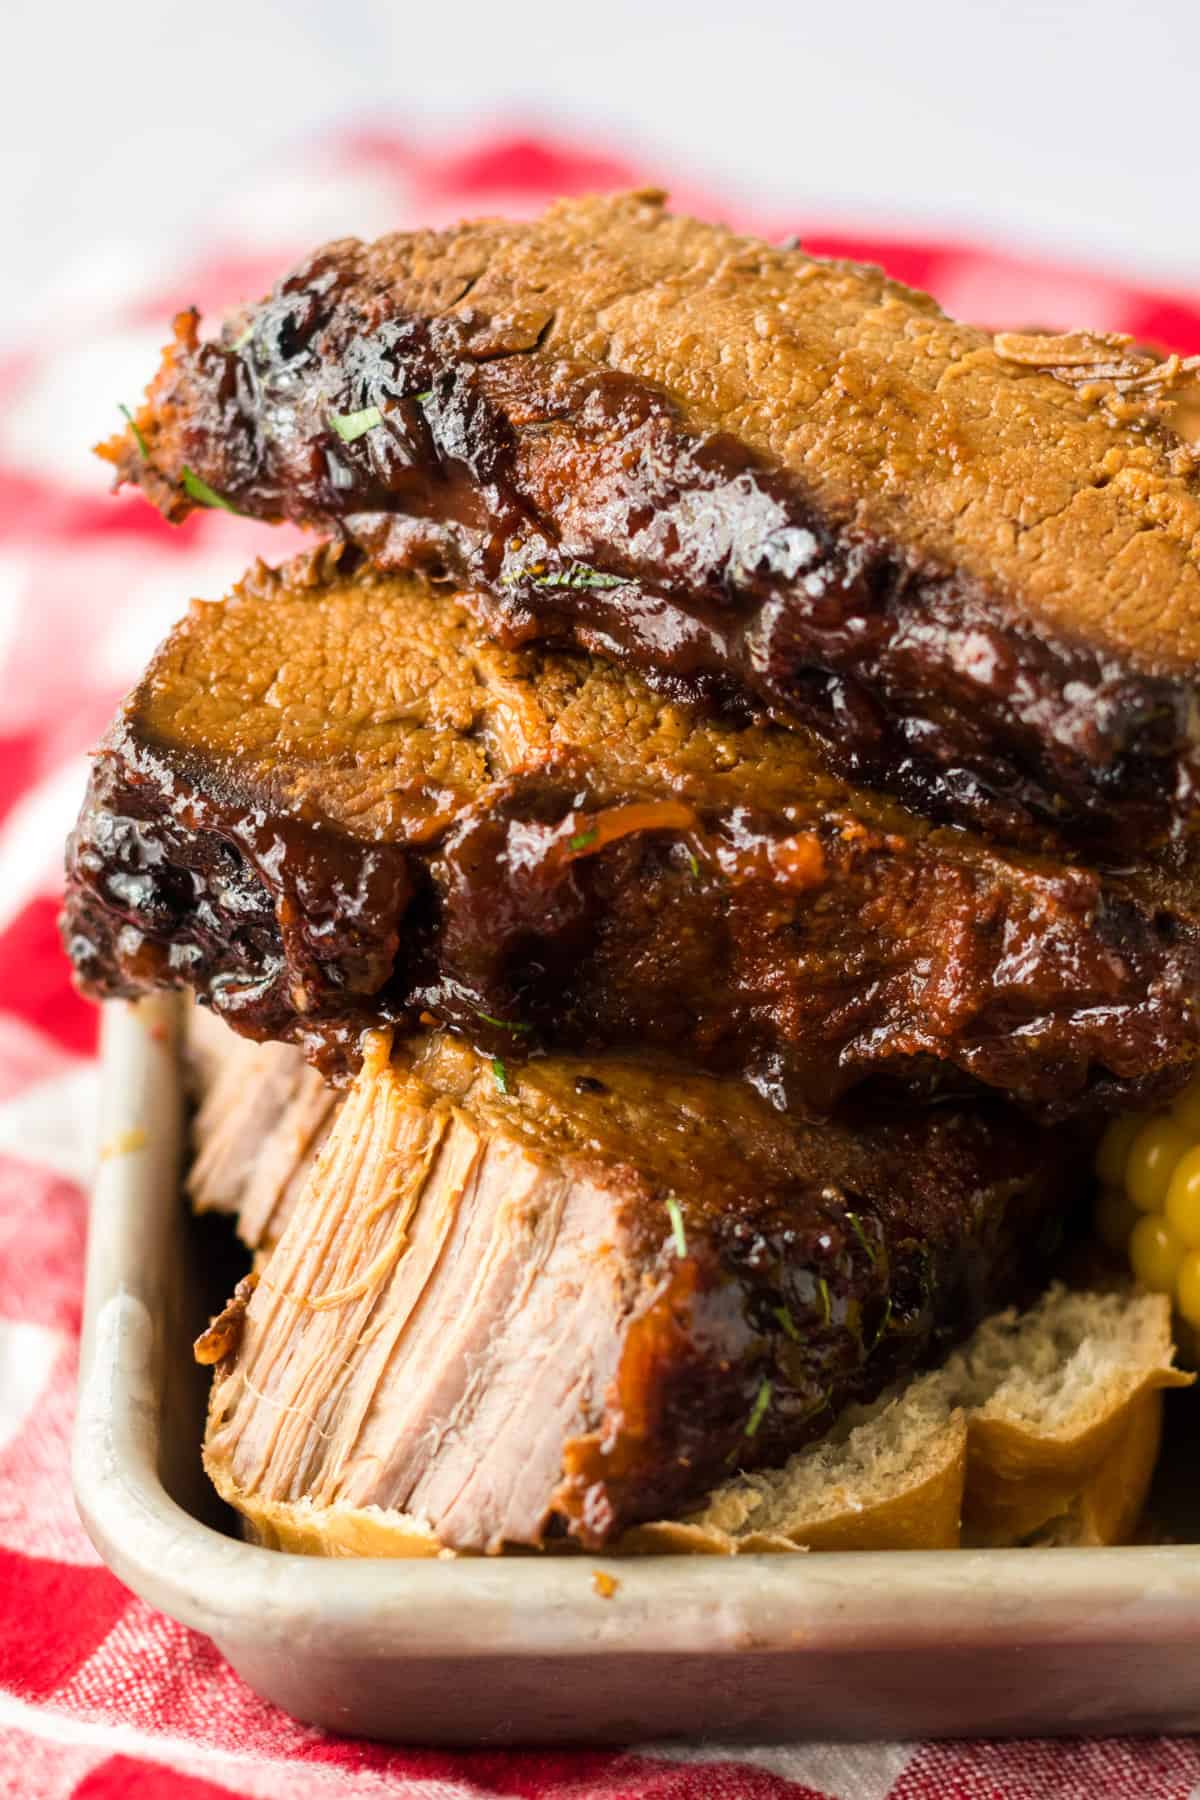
[3,0,1199,343]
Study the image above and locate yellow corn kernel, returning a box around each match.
[1165,1146,1200,1249]
[1129,1214,1186,1293]
[1177,1251,1200,1329]
[1171,1071,1200,1136]
[1125,1116,1192,1213]
[1094,1184,1140,1257]
[1095,1113,1141,1188]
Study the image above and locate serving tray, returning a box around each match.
[72,994,1200,1744]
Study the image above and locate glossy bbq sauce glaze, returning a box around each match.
[538,1066,1079,1543]
[105,241,1200,867]
[59,535,1200,1123]
[73,200,1200,1546]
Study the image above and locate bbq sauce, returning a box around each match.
[107,250,1200,867]
[62,636,1200,1123]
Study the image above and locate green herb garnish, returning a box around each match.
[119,404,149,461]
[476,1010,532,1034]
[684,850,701,879]
[664,1196,687,1258]
[816,1276,832,1326]
[329,405,384,443]
[491,1057,509,1095]
[569,828,598,852]
[868,1297,893,1352]
[772,1304,800,1342]
[413,389,434,404]
[229,321,255,352]
[844,1211,878,1267]
[180,466,238,512]
[529,563,625,591]
[744,1379,772,1438]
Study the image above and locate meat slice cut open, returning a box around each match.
[186,1003,335,1251]
[199,1030,1083,1550]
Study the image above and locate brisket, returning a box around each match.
[201,1028,1083,1550]
[61,550,1200,1116]
[186,1006,335,1251]
[103,192,1200,863]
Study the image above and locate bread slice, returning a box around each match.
[630,1285,1188,1554]
[624,1375,968,1554]
[207,1283,1184,1557]
[953,1287,1188,1546]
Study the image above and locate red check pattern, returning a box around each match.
[2,123,1200,1798]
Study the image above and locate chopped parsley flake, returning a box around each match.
[816,1275,832,1325]
[529,563,626,591]
[491,1057,509,1095]
[119,404,149,461]
[664,1196,687,1258]
[229,321,255,352]
[475,1010,532,1034]
[569,827,598,852]
[413,389,434,404]
[845,1211,878,1266]
[685,850,701,879]
[329,405,384,443]
[772,1304,800,1342]
[744,1379,772,1437]
[869,1297,893,1352]
[180,466,238,512]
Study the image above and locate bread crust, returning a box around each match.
[620,1418,967,1555]
[964,1371,1186,1547]
[1068,1387,1166,1548]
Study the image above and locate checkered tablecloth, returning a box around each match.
[3,123,1200,1799]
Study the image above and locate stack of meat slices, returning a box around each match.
[65,192,1200,1555]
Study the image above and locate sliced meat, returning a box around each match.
[202,1029,1086,1551]
[187,1013,335,1250]
[62,548,1200,1117]
[103,192,1200,863]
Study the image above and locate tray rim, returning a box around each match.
[73,995,1200,1672]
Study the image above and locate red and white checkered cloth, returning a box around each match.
[3,125,1200,1800]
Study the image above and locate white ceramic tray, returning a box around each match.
[73,994,1200,1744]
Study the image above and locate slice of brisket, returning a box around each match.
[186,1005,335,1251]
[62,548,1200,1117]
[102,192,1200,864]
[201,1028,1083,1551]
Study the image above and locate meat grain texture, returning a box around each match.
[201,1030,1082,1549]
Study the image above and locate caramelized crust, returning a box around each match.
[62,550,1200,1115]
[103,192,1200,861]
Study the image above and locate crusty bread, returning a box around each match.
[952,1287,1188,1547]
[213,1487,444,1559]
[628,1286,1187,1554]
[207,1284,1187,1557]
